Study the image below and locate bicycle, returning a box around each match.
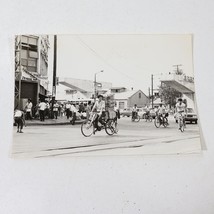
[145,113,152,122]
[154,113,168,128]
[81,111,118,137]
[177,112,185,132]
[131,112,140,122]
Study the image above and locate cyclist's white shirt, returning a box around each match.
[94,100,105,112]
[158,106,165,114]
[132,107,137,112]
[176,103,186,112]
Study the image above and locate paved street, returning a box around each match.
[12,116,201,158]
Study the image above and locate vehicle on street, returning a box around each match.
[138,108,146,119]
[120,108,132,117]
[174,108,198,124]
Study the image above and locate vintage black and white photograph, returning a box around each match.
[12,34,201,158]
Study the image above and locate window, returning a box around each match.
[139,93,141,99]
[20,36,38,73]
[119,102,125,109]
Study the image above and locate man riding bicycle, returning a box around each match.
[144,105,150,119]
[175,98,186,129]
[132,104,138,119]
[91,94,105,131]
[156,103,167,123]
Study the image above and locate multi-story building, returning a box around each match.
[15,35,50,110]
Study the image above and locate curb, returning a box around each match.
[25,120,84,126]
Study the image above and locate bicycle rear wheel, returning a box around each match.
[105,120,115,135]
[163,118,168,128]
[81,120,94,137]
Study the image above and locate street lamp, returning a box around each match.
[94,70,104,101]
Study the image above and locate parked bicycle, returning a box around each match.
[81,111,118,137]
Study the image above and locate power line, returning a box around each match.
[73,35,141,83]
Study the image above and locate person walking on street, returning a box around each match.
[14,109,25,133]
[25,99,32,120]
[86,101,92,120]
[70,103,77,125]
[65,102,71,119]
[53,101,59,119]
[39,100,46,121]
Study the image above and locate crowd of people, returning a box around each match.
[14,96,187,133]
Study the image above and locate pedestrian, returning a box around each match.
[39,100,46,121]
[25,99,32,120]
[58,103,62,117]
[14,109,25,133]
[61,104,65,117]
[70,103,77,125]
[45,100,50,119]
[114,103,120,119]
[53,101,59,119]
[65,102,71,119]
[85,101,91,120]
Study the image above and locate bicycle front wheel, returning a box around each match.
[105,120,115,135]
[154,117,160,128]
[136,115,140,122]
[81,120,94,137]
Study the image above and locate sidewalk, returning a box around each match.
[25,116,84,126]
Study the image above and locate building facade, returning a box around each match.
[114,90,149,109]
[56,78,112,102]
[15,35,50,109]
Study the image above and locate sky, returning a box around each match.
[48,34,193,94]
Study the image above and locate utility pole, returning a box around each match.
[151,74,154,108]
[94,70,103,102]
[51,35,57,118]
[94,73,96,103]
[14,36,22,109]
[173,64,182,74]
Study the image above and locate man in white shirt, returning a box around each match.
[65,102,71,119]
[175,98,187,128]
[14,109,25,133]
[70,103,77,125]
[157,103,166,122]
[91,94,105,130]
[39,100,46,121]
[132,104,138,119]
[25,99,33,120]
[53,101,59,119]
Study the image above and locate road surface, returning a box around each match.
[12,116,201,158]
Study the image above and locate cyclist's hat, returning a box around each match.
[178,98,183,101]
[97,94,103,98]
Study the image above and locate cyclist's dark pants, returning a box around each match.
[132,112,137,119]
[94,112,105,129]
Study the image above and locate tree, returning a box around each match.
[159,84,182,108]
